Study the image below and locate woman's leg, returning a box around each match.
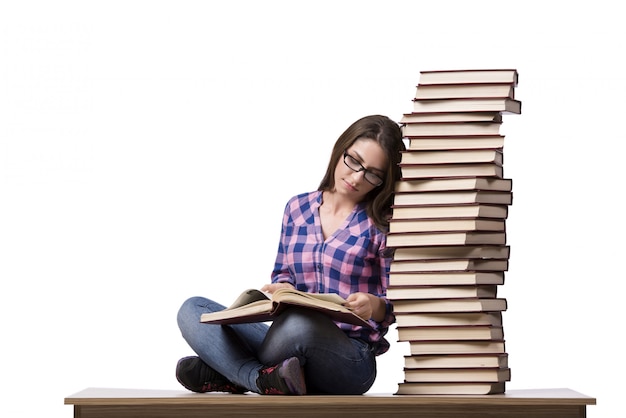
[258,308,377,395]
[177,296,270,390]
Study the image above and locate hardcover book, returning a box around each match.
[200,288,371,328]
[417,69,519,85]
[396,381,505,395]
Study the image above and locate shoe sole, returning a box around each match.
[279,357,307,395]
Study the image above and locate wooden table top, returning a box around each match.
[65,387,596,407]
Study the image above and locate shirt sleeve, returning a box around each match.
[376,237,396,329]
[270,199,295,286]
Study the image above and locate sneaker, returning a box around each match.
[176,356,246,394]
[256,357,306,395]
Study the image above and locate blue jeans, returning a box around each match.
[177,296,377,394]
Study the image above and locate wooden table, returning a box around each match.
[65,387,595,418]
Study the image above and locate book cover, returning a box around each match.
[395,312,503,327]
[412,98,521,114]
[407,135,506,151]
[391,298,508,313]
[403,367,511,383]
[393,245,510,261]
[388,285,499,301]
[393,191,512,206]
[395,177,512,193]
[389,272,505,287]
[400,149,503,166]
[418,69,519,86]
[399,163,504,179]
[402,121,502,137]
[386,231,506,248]
[397,325,504,341]
[396,381,505,395]
[404,353,509,369]
[389,259,508,273]
[388,218,506,234]
[400,112,503,124]
[408,340,506,355]
[414,83,515,100]
[391,204,509,220]
[200,288,371,328]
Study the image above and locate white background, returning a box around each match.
[1,1,623,417]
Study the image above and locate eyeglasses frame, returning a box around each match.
[342,150,384,187]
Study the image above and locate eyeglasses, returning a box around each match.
[343,151,384,187]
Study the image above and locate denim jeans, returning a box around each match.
[177,296,377,394]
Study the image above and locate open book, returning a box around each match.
[200,288,372,328]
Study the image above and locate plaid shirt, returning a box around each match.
[271,191,394,355]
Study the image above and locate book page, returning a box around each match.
[200,287,371,328]
[272,288,347,305]
[227,289,270,309]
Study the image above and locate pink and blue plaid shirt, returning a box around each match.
[271,191,395,355]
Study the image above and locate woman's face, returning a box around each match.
[334,137,387,203]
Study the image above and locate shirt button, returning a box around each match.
[316,264,323,272]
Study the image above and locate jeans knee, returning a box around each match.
[180,296,206,311]
[273,308,332,344]
[177,296,214,333]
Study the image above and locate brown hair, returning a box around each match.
[318,115,405,231]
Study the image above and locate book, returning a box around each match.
[389,218,505,234]
[388,285,498,300]
[390,258,508,273]
[400,149,503,166]
[391,204,508,220]
[414,83,515,100]
[418,69,519,86]
[407,135,505,151]
[404,353,508,369]
[403,367,511,383]
[393,191,512,206]
[399,163,503,179]
[412,98,521,114]
[199,288,371,328]
[397,325,504,341]
[386,231,506,248]
[402,121,502,137]
[392,298,508,314]
[408,340,506,355]
[393,245,510,261]
[389,272,505,287]
[400,112,502,124]
[395,177,512,193]
[395,312,503,327]
[396,381,505,395]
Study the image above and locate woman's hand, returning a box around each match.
[260,282,295,294]
[345,292,385,322]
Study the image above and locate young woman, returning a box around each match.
[176,114,405,395]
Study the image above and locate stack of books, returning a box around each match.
[387,69,521,395]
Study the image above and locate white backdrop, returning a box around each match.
[1,1,623,417]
